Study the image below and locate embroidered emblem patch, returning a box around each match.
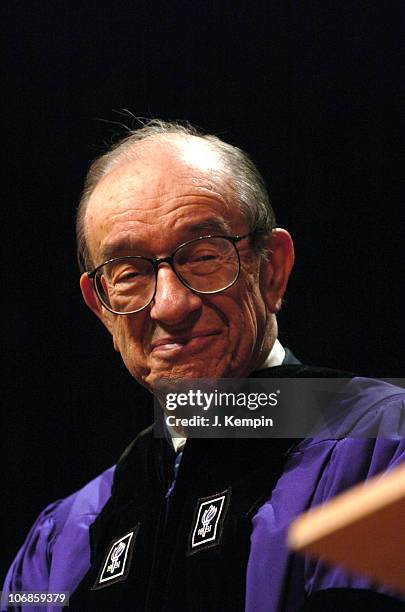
[92,524,139,589]
[187,488,231,555]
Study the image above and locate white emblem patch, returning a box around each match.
[94,526,138,588]
[189,489,230,553]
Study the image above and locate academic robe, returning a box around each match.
[3,365,405,611]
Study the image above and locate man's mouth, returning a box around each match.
[150,331,221,355]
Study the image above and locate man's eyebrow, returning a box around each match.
[100,241,139,261]
[99,219,234,261]
[186,218,233,235]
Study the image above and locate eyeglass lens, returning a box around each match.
[94,237,240,314]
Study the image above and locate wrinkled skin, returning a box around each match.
[80,136,294,392]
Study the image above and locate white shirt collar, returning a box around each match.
[258,338,285,369]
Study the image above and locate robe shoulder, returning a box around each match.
[247,379,405,610]
[1,466,114,607]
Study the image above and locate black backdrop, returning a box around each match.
[2,1,404,579]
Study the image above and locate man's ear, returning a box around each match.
[260,228,294,313]
[80,273,115,338]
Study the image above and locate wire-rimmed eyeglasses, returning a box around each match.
[87,234,250,315]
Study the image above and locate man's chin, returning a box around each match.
[143,361,227,391]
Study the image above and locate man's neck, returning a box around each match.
[170,339,285,451]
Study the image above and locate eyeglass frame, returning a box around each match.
[87,233,252,315]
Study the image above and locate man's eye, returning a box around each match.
[194,254,216,262]
[117,272,140,282]
[189,251,219,263]
[113,268,147,283]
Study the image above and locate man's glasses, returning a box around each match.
[87,234,250,315]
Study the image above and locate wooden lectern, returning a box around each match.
[288,461,405,594]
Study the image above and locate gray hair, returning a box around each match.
[76,119,276,272]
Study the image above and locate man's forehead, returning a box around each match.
[84,136,244,259]
[86,136,228,216]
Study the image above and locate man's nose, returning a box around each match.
[149,266,202,325]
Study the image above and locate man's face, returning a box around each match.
[81,137,289,391]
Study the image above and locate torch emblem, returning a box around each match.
[198,504,217,537]
[107,541,126,574]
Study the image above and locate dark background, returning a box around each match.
[2,1,404,578]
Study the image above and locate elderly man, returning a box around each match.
[3,121,405,611]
